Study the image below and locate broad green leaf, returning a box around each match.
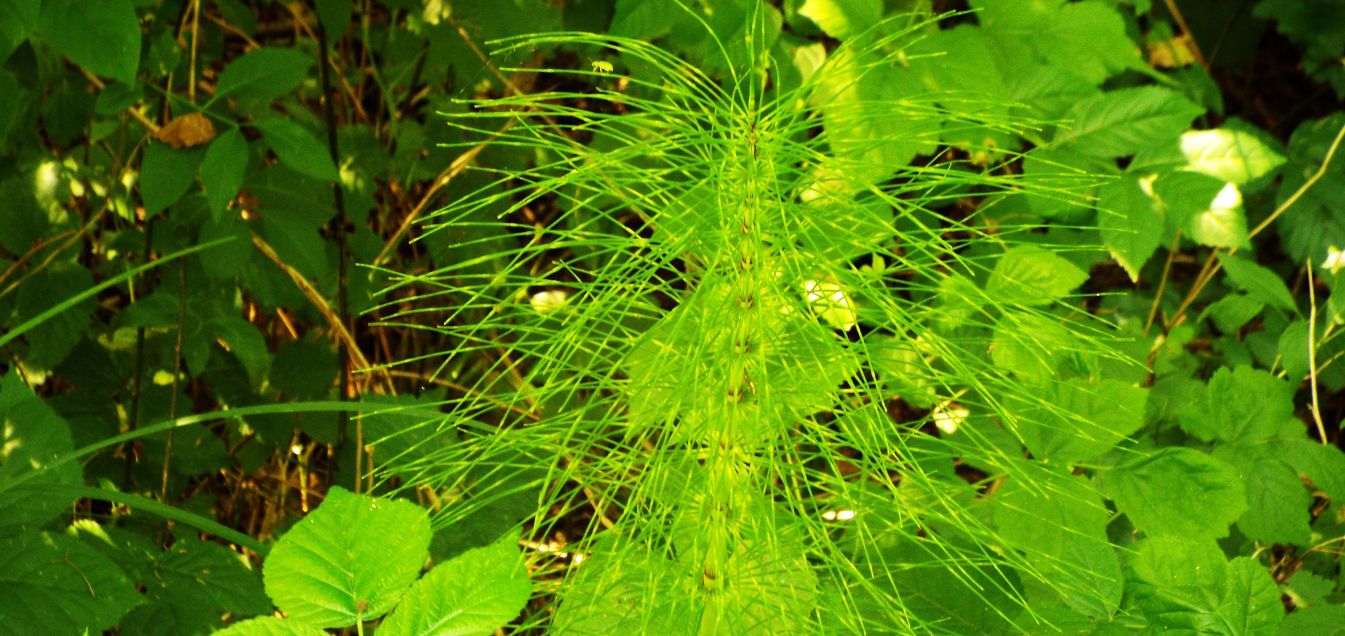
[798,0,881,40]
[36,0,140,84]
[1056,86,1203,158]
[975,0,1137,85]
[215,47,314,101]
[254,119,339,182]
[1098,175,1165,280]
[1131,537,1282,635]
[0,0,38,62]
[202,128,249,219]
[141,141,204,216]
[1100,447,1246,538]
[987,245,1088,306]
[15,263,95,369]
[378,531,531,636]
[262,487,432,628]
[1014,378,1147,464]
[0,533,142,633]
[1218,253,1298,313]
[1214,445,1312,546]
[993,468,1122,616]
[213,617,328,636]
[1178,366,1295,444]
[1181,128,1286,185]
[0,373,81,532]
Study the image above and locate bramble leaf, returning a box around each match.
[378,531,531,636]
[1181,128,1286,185]
[1100,447,1246,538]
[1057,87,1202,158]
[987,245,1089,306]
[262,487,432,628]
[141,141,204,216]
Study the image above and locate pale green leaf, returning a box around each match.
[141,141,204,217]
[254,119,339,182]
[36,0,140,84]
[1190,182,1250,249]
[1182,128,1287,185]
[378,531,530,636]
[1283,438,1345,502]
[202,128,249,219]
[993,467,1121,616]
[1100,447,1246,538]
[798,0,881,40]
[213,616,328,636]
[1277,318,1311,381]
[1205,293,1264,334]
[1014,378,1147,464]
[990,311,1079,380]
[987,245,1089,306]
[215,47,314,101]
[1057,86,1203,158]
[263,487,432,628]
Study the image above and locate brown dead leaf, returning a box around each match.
[1148,33,1199,69]
[155,112,217,149]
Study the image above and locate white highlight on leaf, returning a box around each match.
[803,279,857,331]
[530,290,569,315]
[1324,246,1345,275]
[932,402,970,435]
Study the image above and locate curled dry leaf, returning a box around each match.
[155,112,217,148]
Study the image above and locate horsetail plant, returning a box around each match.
[371,6,1128,633]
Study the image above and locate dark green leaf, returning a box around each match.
[254,119,339,182]
[141,141,204,217]
[36,0,141,84]
[202,128,249,219]
[314,0,352,38]
[215,48,314,101]
[15,263,96,369]
[0,373,81,532]
[214,616,328,636]
[0,0,38,62]
[269,338,337,399]
[0,533,143,633]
